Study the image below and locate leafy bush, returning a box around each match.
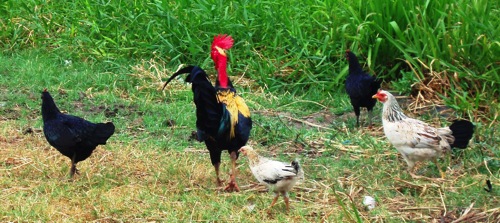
[1,0,498,120]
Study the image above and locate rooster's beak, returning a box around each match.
[215,46,226,57]
[372,94,378,99]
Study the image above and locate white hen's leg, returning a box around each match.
[401,154,421,179]
[433,158,446,179]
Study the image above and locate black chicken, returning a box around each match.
[345,49,381,127]
[41,89,115,177]
[163,35,252,192]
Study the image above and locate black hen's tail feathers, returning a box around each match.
[92,122,115,145]
[449,120,475,149]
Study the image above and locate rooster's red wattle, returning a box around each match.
[163,35,252,192]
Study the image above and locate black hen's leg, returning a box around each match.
[367,109,373,127]
[353,106,361,127]
[224,151,240,192]
[69,153,79,178]
[70,163,79,177]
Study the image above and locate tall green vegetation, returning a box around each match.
[1,0,498,120]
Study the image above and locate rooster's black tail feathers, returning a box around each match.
[450,120,475,149]
[162,66,221,141]
[162,65,198,90]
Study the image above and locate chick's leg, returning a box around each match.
[269,193,279,208]
[266,193,280,214]
[224,151,240,192]
[283,192,291,212]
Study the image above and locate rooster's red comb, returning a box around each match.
[212,34,234,50]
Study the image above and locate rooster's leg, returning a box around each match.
[224,151,240,192]
[433,158,446,179]
[214,162,223,187]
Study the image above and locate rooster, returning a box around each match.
[163,35,252,192]
[41,89,115,177]
[239,146,303,211]
[345,50,381,127]
[372,90,474,179]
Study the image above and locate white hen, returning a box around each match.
[239,146,303,211]
[372,90,474,179]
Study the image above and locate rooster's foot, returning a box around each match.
[224,180,240,192]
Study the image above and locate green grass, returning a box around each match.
[1,47,499,222]
[1,0,499,118]
[1,0,499,221]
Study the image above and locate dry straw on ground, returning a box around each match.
[1,60,498,222]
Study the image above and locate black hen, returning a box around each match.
[345,49,381,127]
[162,34,251,192]
[41,89,115,177]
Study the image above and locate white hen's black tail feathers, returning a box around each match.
[449,120,475,149]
